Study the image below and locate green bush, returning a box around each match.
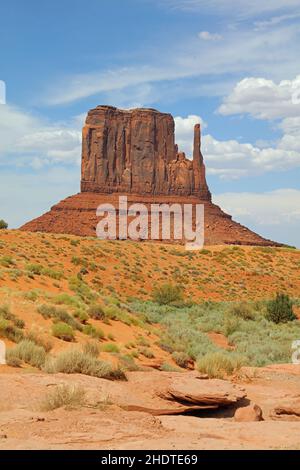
[0,305,14,321]
[138,347,154,359]
[266,293,297,324]
[197,352,244,379]
[52,322,75,342]
[44,348,127,381]
[102,343,120,353]
[37,304,82,330]
[37,304,57,318]
[0,318,24,343]
[0,220,8,230]
[131,299,300,368]
[74,309,89,324]
[152,283,184,305]
[6,340,46,368]
[88,304,106,320]
[228,302,257,321]
[83,324,105,340]
[0,256,15,267]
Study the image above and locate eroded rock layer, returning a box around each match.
[20,192,279,246]
[81,106,211,200]
[21,105,280,246]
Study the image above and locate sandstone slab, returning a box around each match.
[159,375,246,406]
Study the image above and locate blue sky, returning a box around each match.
[1,0,300,246]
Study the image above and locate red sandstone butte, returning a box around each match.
[21,105,280,246]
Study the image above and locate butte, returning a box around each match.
[21,105,280,246]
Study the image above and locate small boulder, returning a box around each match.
[271,398,300,420]
[234,403,263,422]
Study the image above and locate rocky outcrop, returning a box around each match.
[20,105,281,246]
[160,375,246,406]
[271,398,300,420]
[20,192,279,245]
[81,105,211,200]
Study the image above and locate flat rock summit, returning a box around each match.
[21,105,279,246]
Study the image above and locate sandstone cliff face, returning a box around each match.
[81,106,211,200]
[20,105,281,247]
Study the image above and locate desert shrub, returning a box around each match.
[83,341,100,357]
[138,347,154,359]
[83,324,105,340]
[228,302,257,321]
[6,340,46,368]
[24,291,39,302]
[159,362,181,372]
[74,309,89,324]
[68,276,97,303]
[37,304,57,318]
[41,267,64,280]
[26,263,43,275]
[0,305,14,321]
[71,256,82,266]
[118,355,140,371]
[37,304,82,331]
[44,348,127,381]
[0,220,8,230]
[51,293,81,308]
[26,264,63,280]
[223,315,240,336]
[152,283,184,305]
[70,239,80,247]
[0,305,25,329]
[26,331,53,352]
[52,322,75,342]
[6,355,22,367]
[131,299,300,368]
[88,304,106,320]
[14,318,25,329]
[172,351,190,369]
[197,352,245,379]
[40,385,86,411]
[266,293,297,324]
[103,304,123,320]
[0,256,15,267]
[102,343,120,353]
[53,310,82,331]
[0,318,24,343]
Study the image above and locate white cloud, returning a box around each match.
[281,116,300,135]
[0,104,82,168]
[254,13,300,30]
[214,189,300,246]
[198,31,222,41]
[218,76,300,119]
[0,168,80,229]
[175,113,300,179]
[164,0,300,18]
[174,115,206,155]
[43,22,300,106]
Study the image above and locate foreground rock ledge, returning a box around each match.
[159,375,246,407]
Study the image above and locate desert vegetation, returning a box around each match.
[0,230,300,380]
[131,293,300,376]
[0,220,8,230]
